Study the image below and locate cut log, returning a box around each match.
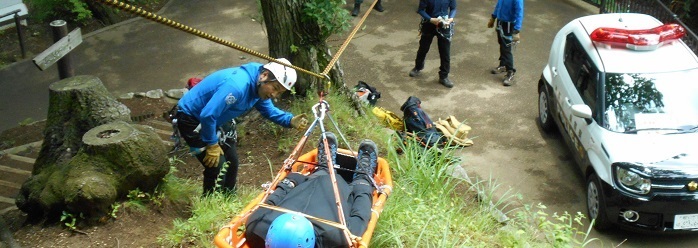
[33,75,131,174]
[16,121,169,220]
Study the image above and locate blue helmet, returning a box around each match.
[265,212,316,248]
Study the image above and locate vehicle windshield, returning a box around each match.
[603,69,698,133]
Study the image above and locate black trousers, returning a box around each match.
[175,112,239,195]
[496,20,516,73]
[415,21,451,79]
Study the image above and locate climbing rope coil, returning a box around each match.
[92,0,390,247]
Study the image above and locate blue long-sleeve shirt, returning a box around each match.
[492,0,524,31]
[417,0,456,20]
[178,63,293,145]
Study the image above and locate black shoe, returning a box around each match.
[503,71,515,86]
[490,66,506,74]
[408,68,421,77]
[439,78,454,88]
[373,0,384,12]
[317,132,338,168]
[351,4,360,16]
[353,140,378,181]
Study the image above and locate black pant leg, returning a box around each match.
[220,139,239,191]
[176,112,238,194]
[497,21,515,72]
[415,24,436,70]
[436,35,451,79]
[346,180,374,236]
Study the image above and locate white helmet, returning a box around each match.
[263,58,298,90]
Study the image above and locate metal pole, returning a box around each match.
[14,13,26,58]
[50,20,74,79]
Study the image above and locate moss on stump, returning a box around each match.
[16,105,169,221]
[33,75,131,174]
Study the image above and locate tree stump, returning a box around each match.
[33,75,131,174]
[16,121,169,220]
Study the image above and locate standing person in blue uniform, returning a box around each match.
[487,0,524,86]
[176,58,308,195]
[408,0,457,88]
[351,0,384,17]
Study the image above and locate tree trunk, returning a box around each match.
[16,121,169,221]
[33,75,131,174]
[259,0,345,97]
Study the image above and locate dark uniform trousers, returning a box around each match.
[175,111,239,195]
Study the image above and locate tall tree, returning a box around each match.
[259,0,351,96]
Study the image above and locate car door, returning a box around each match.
[555,33,594,166]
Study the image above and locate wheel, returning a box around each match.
[538,84,556,132]
[587,173,612,231]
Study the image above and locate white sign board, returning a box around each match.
[33,28,83,70]
[0,0,28,25]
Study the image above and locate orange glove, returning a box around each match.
[203,144,223,167]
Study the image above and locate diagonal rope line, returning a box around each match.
[322,0,379,76]
[93,0,326,80]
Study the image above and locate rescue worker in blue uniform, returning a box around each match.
[488,0,524,86]
[408,0,457,88]
[176,58,308,195]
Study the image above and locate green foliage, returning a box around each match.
[291,90,390,149]
[214,161,231,190]
[303,0,352,39]
[18,118,34,126]
[25,0,160,24]
[158,188,257,247]
[25,0,92,23]
[110,203,120,219]
[499,203,601,247]
[369,136,598,247]
[60,211,83,231]
[124,188,150,211]
[371,138,501,247]
[158,165,199,205]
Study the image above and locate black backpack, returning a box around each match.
[354,81,381,106]
[399,96,445,148]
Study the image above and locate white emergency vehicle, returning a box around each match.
[538,13,698,232]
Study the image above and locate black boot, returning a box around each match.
[373,0,384,12]
[351,4,360,16]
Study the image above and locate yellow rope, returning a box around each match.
[93,0,326,80]
[322,0,379,75]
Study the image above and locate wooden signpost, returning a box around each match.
[33,20,82,79]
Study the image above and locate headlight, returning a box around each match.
[615,166,652,194]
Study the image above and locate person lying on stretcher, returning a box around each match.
[245,132,378,248]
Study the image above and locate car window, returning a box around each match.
[564,34,585,82]
[564,33,599,120]
[603,69,698,133]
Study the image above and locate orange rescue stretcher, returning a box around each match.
[213,147,393,248]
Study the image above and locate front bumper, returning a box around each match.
[601,180,698,233]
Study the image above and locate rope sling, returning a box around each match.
[92,0,386,247]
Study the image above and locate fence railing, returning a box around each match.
[580,0,698,55]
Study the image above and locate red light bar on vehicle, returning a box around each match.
[590,23,686,50]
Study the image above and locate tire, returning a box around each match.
[538,84,556,132]
[587,173,612,231]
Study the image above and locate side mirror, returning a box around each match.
[571,104,593,124]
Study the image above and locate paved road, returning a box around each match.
[1,0,698,246]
